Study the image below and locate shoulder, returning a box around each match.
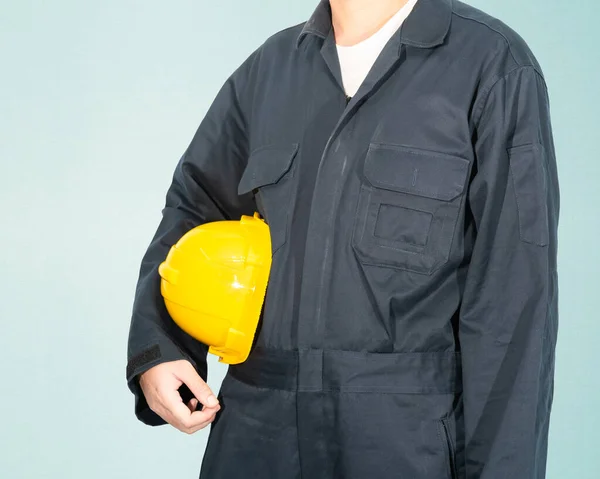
[450,0,544,77]
[262,21,306,49]
[250,21,306,60]
[229,21,305,83]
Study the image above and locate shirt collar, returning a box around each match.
[296,0,453,50]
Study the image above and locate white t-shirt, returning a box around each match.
[336,0,419,97]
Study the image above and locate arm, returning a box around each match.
[125,50,259,426]
[459,66,560,477]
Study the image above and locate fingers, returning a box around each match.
[160,387,221,434]
[182,409,220,435]
[174,361,220,409]
[187,397,199,412]
[139,360,222,434]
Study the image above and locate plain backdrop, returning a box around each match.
[1,0,598,478]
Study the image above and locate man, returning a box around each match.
[126,0,559,477]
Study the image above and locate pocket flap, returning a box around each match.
[364,143,470,201]
[238,143,299,196]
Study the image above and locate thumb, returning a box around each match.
[176,362,219,408]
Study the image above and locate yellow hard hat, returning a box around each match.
[158,212,271,364]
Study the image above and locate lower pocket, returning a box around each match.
[437,416,458,479]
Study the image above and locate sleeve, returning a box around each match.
[459,66,560,477]
[125,50,259,426]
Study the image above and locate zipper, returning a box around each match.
[309,91,352,349]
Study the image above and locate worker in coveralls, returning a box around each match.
[126,0,560,477]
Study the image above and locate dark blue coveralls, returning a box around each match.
[126,0,560,477]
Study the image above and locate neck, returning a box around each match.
[330,0,410,46]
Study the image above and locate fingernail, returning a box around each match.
[207,395,218,407]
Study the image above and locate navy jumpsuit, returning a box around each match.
[126,0,560,477]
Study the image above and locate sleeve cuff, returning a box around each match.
[126,340,198,426]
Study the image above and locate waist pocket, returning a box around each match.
[238,143,299,255]
[352,143,470,275]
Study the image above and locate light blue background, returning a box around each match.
[1,1,597,477]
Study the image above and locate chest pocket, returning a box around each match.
[351,143,470,275]
[238,143,299,255]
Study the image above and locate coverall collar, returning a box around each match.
[296,0,453,50]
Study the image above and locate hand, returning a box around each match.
[139,359,221,434]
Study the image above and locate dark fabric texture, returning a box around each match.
[126,0,560,477]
